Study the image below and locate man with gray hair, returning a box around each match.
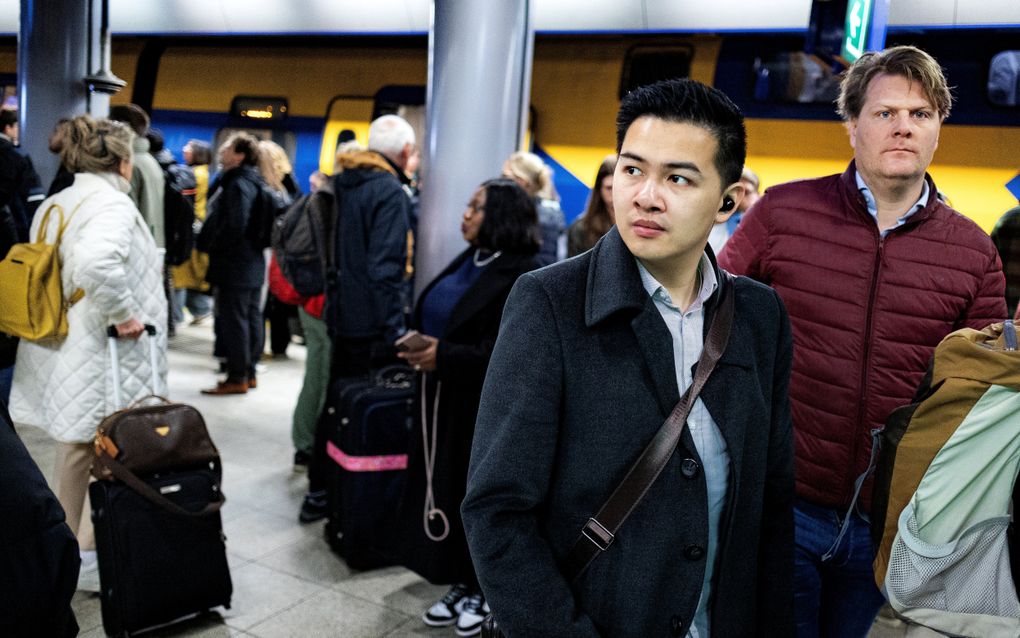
[299,114,415,522]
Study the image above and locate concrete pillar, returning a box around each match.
[416,0,534,297]
[18,0,117,189]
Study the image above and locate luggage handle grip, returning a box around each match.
[106,324,158,338]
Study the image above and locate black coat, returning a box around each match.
[399,249,538,585]
[197,164,265,288]
[0,400,80,637]
[462,228,795,637]
[0,137,44,241]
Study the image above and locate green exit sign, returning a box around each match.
[843,0,873,62]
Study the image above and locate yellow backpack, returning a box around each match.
[0,202,85,341]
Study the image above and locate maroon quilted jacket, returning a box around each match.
[719,162,1006,510]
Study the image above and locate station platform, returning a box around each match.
[17,319,445,638]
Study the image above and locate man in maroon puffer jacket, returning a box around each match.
[720,46,1006,637]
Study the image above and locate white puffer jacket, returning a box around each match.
[10,172,168,443]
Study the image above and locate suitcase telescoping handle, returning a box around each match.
[107,324,160,410]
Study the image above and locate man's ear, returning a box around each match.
[846,118,858,150]
[715,182,745,224]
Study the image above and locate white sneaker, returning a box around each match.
[455,594,489,637]
[422,583,469,627]
[77,551,100,593]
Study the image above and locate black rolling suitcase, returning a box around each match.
[89,326,232,637]
[324,366,414,570]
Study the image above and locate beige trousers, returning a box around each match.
[53,441,95,551]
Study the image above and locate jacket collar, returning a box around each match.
[838,160,942,229]
[585,226,726,328]
[585,227,729,418]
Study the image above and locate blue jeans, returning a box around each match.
[794,498,885,638]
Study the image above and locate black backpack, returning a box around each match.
[162,163,196,266]
[246,184,289,250]
[271,187,334,297]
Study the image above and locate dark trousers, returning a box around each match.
[214,286,263,382]
[264,295,296,355]
[308,336,376,494]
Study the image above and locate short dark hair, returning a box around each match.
[475,178,541,254]
[225,132,260,166]
[616,78,746,187]
[146,128,164,153]
[0,109,17,131]
[108,104,150,136]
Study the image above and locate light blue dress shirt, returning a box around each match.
[636,254,730,638]
[856,170,929,237]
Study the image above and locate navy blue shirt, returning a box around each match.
[421,252,489,337]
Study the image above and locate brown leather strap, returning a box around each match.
[562,272,736,581]
[95,451,225,518]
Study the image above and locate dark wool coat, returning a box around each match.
[197,164,265,289]
[462,228,795,637]
[719,162,1006,511]
[0,401,80,637]
[400,250,538,585]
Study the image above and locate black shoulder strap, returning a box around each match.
[562,272,736,581]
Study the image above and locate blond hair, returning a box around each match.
[256,140,291,192]
[504,151,558,200]
[838,45,953,121]
[60,115,134,174]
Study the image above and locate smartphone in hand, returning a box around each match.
[395,330,430,352]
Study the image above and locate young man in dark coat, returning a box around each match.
[463,79,795,637]
[196,132,265,394]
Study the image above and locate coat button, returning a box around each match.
[684,544,705,561]
[680,458,699,478]
[670,615,684,636]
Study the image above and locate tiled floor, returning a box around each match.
[18,320,446,638]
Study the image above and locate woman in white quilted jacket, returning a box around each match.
[9,115,167,592]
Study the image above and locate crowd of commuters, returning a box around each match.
[2,41,1019,638]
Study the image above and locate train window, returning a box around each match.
[988,51,1020,107]
[230,96,289,123]
[619,46,693,99]
[753,52,842,105]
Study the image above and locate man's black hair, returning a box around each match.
[616,78,746,187]
[146,128,164,153]
[0,109,17,131]
[476,178,541,255]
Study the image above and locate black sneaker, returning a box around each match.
[422,583,470,627]
[456,593,489,636]
[293,450,311,472]
[298,490,328,524]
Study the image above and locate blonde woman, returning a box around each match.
[256,139,300,358]
[502,151,564,266]
[10,115,168,591]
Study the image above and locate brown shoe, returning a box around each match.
[247,378,257,389]
[201,380,249,395]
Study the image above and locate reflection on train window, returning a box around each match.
[753,52,843,105]
[619,46,693,99]
[988,52,1020,107]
